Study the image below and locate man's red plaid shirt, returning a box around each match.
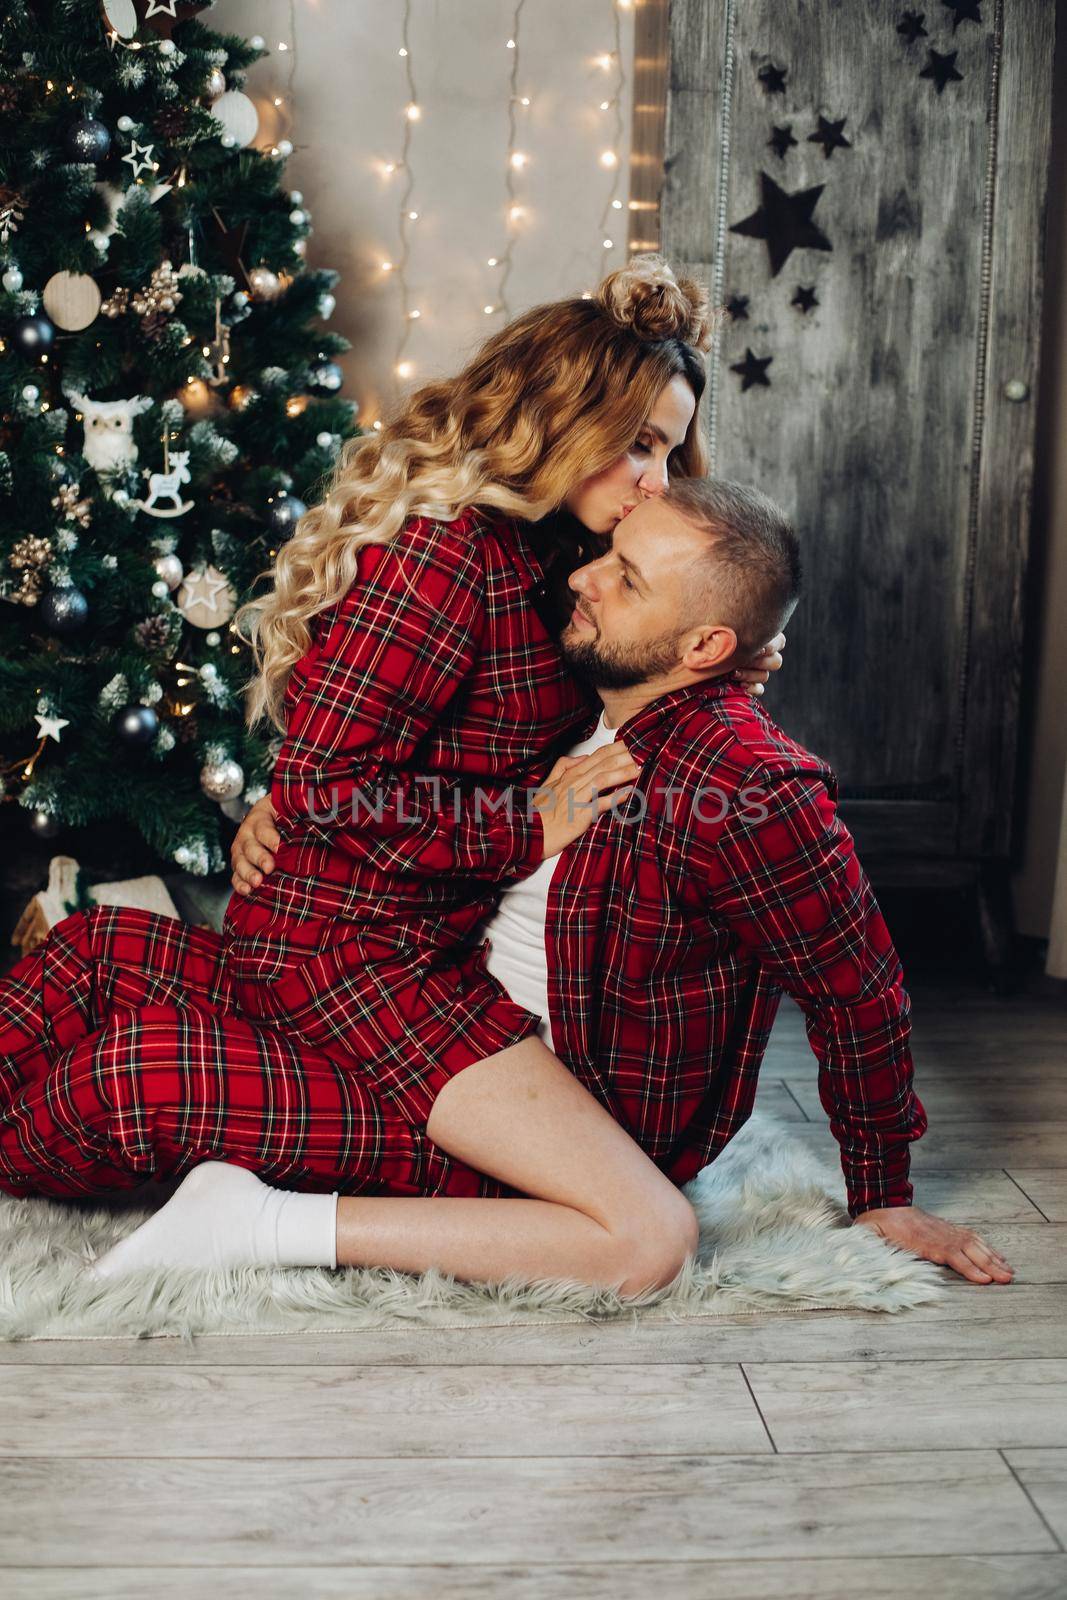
[223,508,926,1214]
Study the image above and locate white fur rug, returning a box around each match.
[0,1113,946,1342]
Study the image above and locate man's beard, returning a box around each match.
[560,615,682,689]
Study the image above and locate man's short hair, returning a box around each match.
[663,476,802,660]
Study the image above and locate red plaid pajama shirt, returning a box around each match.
[0,511,925,1214]
[543,677,928,1217]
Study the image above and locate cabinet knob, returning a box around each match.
[1003,379,1030,402]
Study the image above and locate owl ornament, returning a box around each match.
[66,391,152,497]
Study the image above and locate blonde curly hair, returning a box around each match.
[235,254,721,732]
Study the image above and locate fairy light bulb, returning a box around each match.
[506,38,516,49]
[600,150,618,169]
[484,304,495,314]
[509,205,524,221]
[487,256,498,266]
[407,210,419,221]
[600,100,610,111]
[396,361,413,379]
[510,151,528,169]
[519,96,530,106]
[603,238,614,249]
[407,308,421,318]
[381,260,394,272]
[398,46,408,56]
[405,103,421,121]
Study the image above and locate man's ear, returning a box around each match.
[679,623,737,673]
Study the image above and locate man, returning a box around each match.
[218,477,1010,1285]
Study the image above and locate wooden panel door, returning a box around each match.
[653,0,1055,870]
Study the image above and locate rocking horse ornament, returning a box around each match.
[131,431,195,518]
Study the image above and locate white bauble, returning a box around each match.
[319,292,335,318]
[159,39,176,58]
[276,139,293,157]
[22,384,39,403]
[116,114,135,133]
[249,34,265,49]
[2,264,23,292]
[210,90,258,149]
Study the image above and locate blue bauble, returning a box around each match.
[13,312,55,356]
[112,704,160,747]
[65,118,112,164]
[264,491,307,539]
[39,583,89,635]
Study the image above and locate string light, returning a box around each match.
[370,0,633,401]
[391,0,421,384]
[495,0,528,319]
[594,4,627,258]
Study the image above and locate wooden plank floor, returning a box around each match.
[2,979,1066,1599]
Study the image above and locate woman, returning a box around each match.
[0,256,781,1296]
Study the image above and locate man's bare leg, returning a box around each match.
[335,1036,700,1296]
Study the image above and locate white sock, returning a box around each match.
[87,1162,339,1279]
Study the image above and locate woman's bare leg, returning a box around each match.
[336,1036,700,1296]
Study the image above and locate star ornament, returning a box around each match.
[897,10,929,42]
[757,63,788,96]
[808,115,852,159]
[729,171,833,278]
[730,349,773,392]
[791,285,819,314]
[179,565,230,615]
[725,294,750,322]
[920,48,964,93]
[942,0,982,27]
[35,711,70,743]
[144,0,180,16]
[768,124,798,160]
[122,139,159,181]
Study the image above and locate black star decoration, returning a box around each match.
[768,124,798,159]
[757,63,788,96]
[730,349,773,391]
[920,47,964,92]
[729,171,833,278]
[807,115,852,159]
[942,0,982,27]
[897,10,928,42]
[725,294,750,321]
[791,285,819,314]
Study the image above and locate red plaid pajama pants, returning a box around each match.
[0,905,518,1201]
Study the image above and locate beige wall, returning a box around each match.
[216,0,635,424]
[216,0,1065,948]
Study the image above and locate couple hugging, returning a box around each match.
[0,255,1012,1291]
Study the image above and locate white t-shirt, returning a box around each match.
[481,711,619,1053]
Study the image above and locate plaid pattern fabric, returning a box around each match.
[541,677,927,1218]
[0,906,517,1200]
[222,507,596,1125]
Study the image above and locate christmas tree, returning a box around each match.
[0,0,359,879]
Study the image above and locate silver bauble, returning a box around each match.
[205,67,226,99]
[153,553,183,590]
[2,264,23,292]
[200,758,245,802]
[219,794,251,824]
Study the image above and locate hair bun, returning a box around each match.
[594,253,717,353]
